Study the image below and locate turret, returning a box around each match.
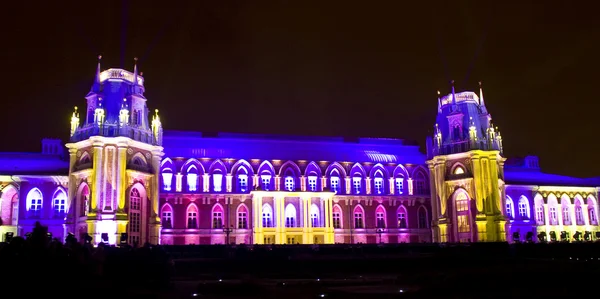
[70,106,79,137]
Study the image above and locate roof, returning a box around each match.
[0,152,69,176]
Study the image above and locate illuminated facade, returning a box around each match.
[0,61,599,245]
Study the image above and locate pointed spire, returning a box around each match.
[450,80,459,112]
[91,55,102,92]
[479,81,488,114]
[133,57,139,85]
[437,90,442,113]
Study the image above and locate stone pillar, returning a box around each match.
[252,195,264,244]
[148,150,163,245]
[91,142,104,214]
[65,147,78,237]
[275,195,285,244]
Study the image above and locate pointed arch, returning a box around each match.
[332,204,343,228]
[505,195,515,219]
[517,195,530,219]
[560,194,571,225]
[534,193,545,225]
[369,163,389,178]
[52,187,68,217]
[547,193,559,225]
[231,159,255,176]
[587,195,598,225]
[182,158,206,175]
[353,204,365,228]
[130,152,148,167]
[230,159,253,193]
[411,165,429,178]
[349,162,366,177]
[186,203,199,229]
[350,163,365,195]
[392,164,408,195]
[417,205,429,228]
[284,203,297,228]
[370,164,388,195]
[304,161,322,177]
[128,183,148,244]
[160,157,174,168]
[412,166,429,195]
[451,162,467,175]
[26,187,43,216]
[375,204,386,228]
[397,205,408,228]
[0,184,19,225]
[257,160,275,176]
[573,195,585,225]
[79,151,91,164]
[209,159,227,192]
[211,203,224,229]
[325,162,347,178]
[161,203,174,228]
[262,203,274,227]
[161,158,174,191]
[184,160,203,192]
[279,161,300,192]
[77,182,90,217]
[236,203,249,229]
[278,160,301,177]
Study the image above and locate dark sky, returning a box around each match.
[1,1,599,177]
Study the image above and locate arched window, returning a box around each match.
[454,166,465,175]
[52,189,67,217]
[518,196,530,219]
[588,197,598,225]
[395,174,405,195]
[212,170,223,192]
[575,200,584,226]
[455,191,470,235]
[332,205,342,228]
[375,205,386,228]
[187,204,198,229]
[505,196,514,219]
[262,204,273,227]
[79,184,90,216]
[534,195,545,225]
[397,206,407,228]
[186,165,198,192]
[418,206,428,228]
[353,205,364,228]
[285,204,297,227]
[547,195,558,225]
[329,169,341,193]
[212,204,223,229]
[561,197,570,225]
[161,204,173,228]
[284,176,295,192]
[237,204,248,229]
[414,171,427,195]
[162,168,173,191]
[310,204,320,227]
[129,188,142,245]
[260,172,272,191]
[307,171,318,192]
[27,188,43,217]
[373,170,384,195]
[352,174,362,194]
[236,166,249,193]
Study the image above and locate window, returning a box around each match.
[238,174,248,192]
[562,206,570,225]
[418,207,428,228]
[535,205,545,224]
[212,173,223,192]
[332,207,341,229]
[589,200,598,225]
[330,176,340,193]
[310,204,319,227]
[454,167,464,175]
[376,206,385,228]
[187,205,198,229]
[397,208,407,228]
[80,184,90,216]
[129,188,142,245]
[352,177,361,194]
[284,176,294,191]
[589,207,597,224]
[415,172,427,195]
[374,177,383,194]
[187,165,198,192]
[575,205,584,225]
[518,197,529,219]
[262,204,273,227]
[162,171,173,191]
[285,204,296,227]
[261,174,271,191]
[27,188,43,217]
[212,206,223,229]
[308,176,317,192]
[505,198,514,219]
[162,206,172,229]
[395,177,404,194]
[53,189,67,217]
[354,207,364,228]
[238,211,247,229]
[455,192,470,233]
[549,206,557,225]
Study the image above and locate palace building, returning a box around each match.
[0,59,599,245]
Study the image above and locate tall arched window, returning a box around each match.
[262,204,273,227]
[52,189,67,217]
[329,169,341,193]
[414,172,427,195]
[561,197,570,225]
[212,170,223,192]
[395,174,405,195]
[212,204,223,229]
[547,195,558,225]
[187,204,198,229]
[27,188,43,217]
[161,204,173,228]
[505,196,514,219]
[79,184,90,216]
[332,205,342,228]
[418,206,428,228]
[373,170,384,195]
[352,174,362,194]
[575,200,584,225]
[310,204,320,227]
[375,205,386,228]
[236,167,249,193]
[455,191,471,241]
[285,204,297,227]
[129,188,142,245]
[307,171,318,192]
[353,205,364,228]
[588,197,598,225]
[186,165,198,192]
[397,206,407,228]
[284,169,295,191]
[518,196,530,219]
[534,195,545,225]
[162,168,173,191]
[237,204,248,229]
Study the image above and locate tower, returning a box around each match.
[65,56,164,245]
[426,81,506,243]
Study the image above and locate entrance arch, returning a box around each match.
[453,189,473,243]
[128,183,148,246]
[1,185,19,226]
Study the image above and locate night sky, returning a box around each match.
[1,1,599,177]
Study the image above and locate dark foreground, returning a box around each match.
[2,229,599,298]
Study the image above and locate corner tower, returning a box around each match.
[426,81,506,243]
[66,56,164,245]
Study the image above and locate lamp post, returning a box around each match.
[223,225,234,245]
[376,228,385,244]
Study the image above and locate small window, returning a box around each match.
[454,167,464,175]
